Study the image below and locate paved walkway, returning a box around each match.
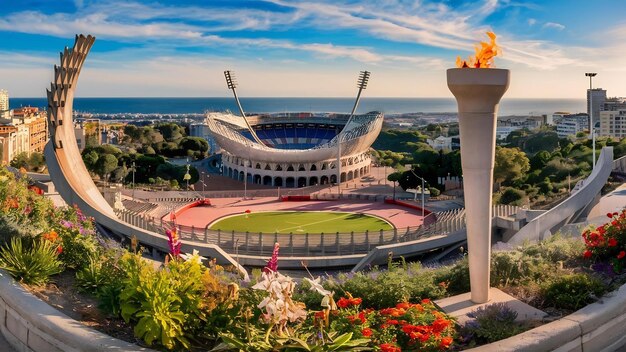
[587,183,626,221]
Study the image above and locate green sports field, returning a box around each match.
[208,211,394,234]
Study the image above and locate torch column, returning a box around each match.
[447,68,510,304]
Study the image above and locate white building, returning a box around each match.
[426,135,452,151]
[599,109,626,138]
[0,90,8,119]
[556,113,589,138]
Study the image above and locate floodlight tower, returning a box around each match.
[223,70,264,145]
[337,71,371,193]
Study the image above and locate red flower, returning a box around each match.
[380,343,401,352]
[56,245,63,255]
[337,297,349,309]
[314,311,325,320]
[421,298,431,304]
[608,212,614,218]
[618,251,625,259]
[361,328,372,337]
[386,319,399,325]
[609,238,618,247]
[583,250,593,259]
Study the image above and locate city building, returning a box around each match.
[13,107,48,154]
[0,106,48,165]
[0,90,8,119]
[556,113,589,138]
[190,122,219,155]
[599,109,626,138]
[427,135,452,151]
[550,112,571,125]
[588,88,607,129]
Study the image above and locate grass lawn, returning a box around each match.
[209,211,394,234]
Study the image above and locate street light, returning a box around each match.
[586,72,597,169]
[131,161,136,199]
[183,162,191,193]
[201,171,206,193]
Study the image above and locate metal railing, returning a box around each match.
[115,203,519,257]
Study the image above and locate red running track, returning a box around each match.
[171,197,425,230]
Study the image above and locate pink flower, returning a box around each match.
[263,242,280,274]
[166,228,181,258]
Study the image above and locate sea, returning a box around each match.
[9,97,586,116]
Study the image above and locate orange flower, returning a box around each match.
[361,328,372,337]
[56,245,63,255]
[439,336,454,349]
[379,343,401,352]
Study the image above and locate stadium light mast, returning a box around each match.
[337,71,371,194]
[223,70,264,145]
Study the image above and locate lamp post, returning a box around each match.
[585,72,597,169]
[201,171,206,193]
[183,160,191,194]
[131,161,136,199]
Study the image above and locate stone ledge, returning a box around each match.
[0,270,151,352]
[466,283,626,352]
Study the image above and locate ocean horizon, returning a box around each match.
[9,97,587,116]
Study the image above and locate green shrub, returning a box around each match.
[542,273,606,311]
[428,187,441,197]
[326,263,447,309]
[463,303,523,344]
[51,208,99,270]
[499,188,525,205]
[0,237,62,285]
[435,257,471,295]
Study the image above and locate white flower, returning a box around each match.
[180,249,206,265]
[303,277,332,296]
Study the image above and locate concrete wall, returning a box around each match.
[507,147,613,245]
[0,270,150,352]
[467,282,626,352]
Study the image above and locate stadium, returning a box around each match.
[207,111,383,188]
[206,70,382,188]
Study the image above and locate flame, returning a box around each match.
[456,32,501,68]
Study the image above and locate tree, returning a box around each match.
[10,152,29,170]
[180,137,209,159]
[82,150,99,175]
[493,147,530,187]
[28,152,45,172]
[95,154,118,182]
[388,171,403,200]
[500,188,525,205]
[529,150,551,170]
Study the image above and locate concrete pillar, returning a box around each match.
[447,68,509,304]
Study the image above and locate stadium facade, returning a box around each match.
[206,110,383,188]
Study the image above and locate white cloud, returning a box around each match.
[543,22,565,30]
[528,18,536,26]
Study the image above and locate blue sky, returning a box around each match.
[1,0,625,98]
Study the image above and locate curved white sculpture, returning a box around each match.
[448,68,510,303]
[44,35,247,278]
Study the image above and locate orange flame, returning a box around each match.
[456,32,501,68]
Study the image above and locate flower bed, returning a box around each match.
[2,166,626,351]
